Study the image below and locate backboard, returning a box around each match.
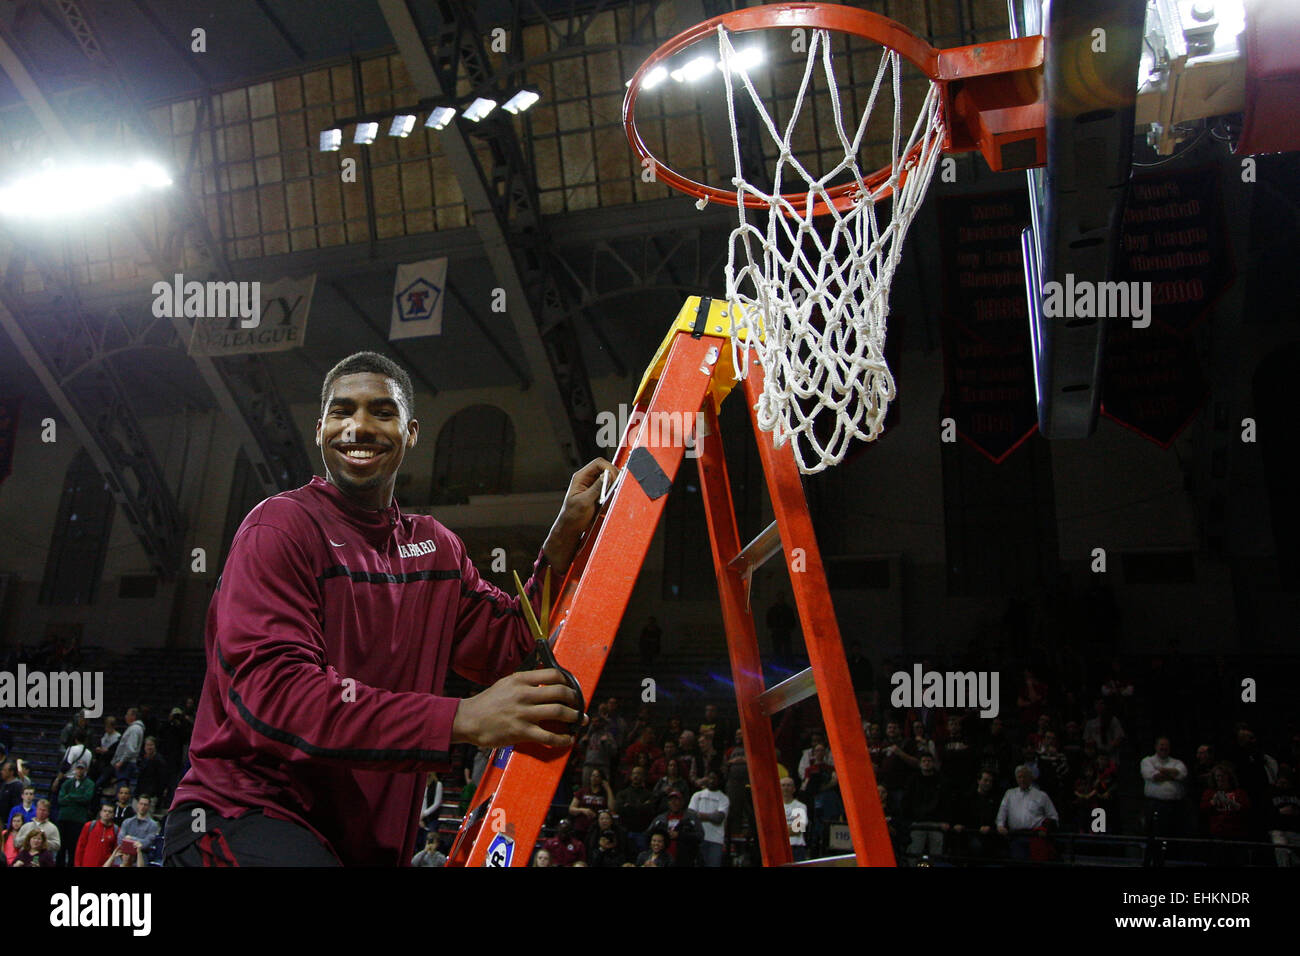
[1016,0,1148,440]
[1019,0,1278,440]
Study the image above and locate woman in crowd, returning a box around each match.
[3,810,24,865]
[585,808,631,862]
[1201,764,1251,840]
[568,767,615,841]
[13,828,55,867]
[636,830,671,867]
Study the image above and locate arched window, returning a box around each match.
[40,449,115,605]
[432,405,515,504]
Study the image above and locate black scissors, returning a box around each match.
[512,567,585,735]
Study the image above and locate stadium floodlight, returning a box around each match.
[643,65,669,90]
[389,114,417,137]
[425,106,457,130]
[721,46,765,73]
[354,121,379,145]
[319,129,343,151]
[462,97,497,122]
[0,158,173,219]
[627,65,669,90]
[501,89,540,114]
[670,54,716,83]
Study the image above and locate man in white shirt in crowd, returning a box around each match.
[1140,736,1189,845]
[688,771,730,867]
[781,776,808,862]
[996,765,1059,861]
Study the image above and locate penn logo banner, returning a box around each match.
[390,257,448,341]
[186,274,316,357]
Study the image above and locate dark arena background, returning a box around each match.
[0,0,1294,937]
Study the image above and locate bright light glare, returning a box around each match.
[389,114,417,137]
[671,55,716,83]
[627,65,669,90]
[721,46,765,73]
[319,129,342,151]
[0,159,173,219]
[502,89,540,114]
[463,97,497,122]
[354,121,379,144]
[425,106,457,130]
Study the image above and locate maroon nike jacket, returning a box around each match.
[170,475,544,865]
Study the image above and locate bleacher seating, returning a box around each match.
[1,647,205,800]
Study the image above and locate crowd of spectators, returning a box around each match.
[422,652,1299,868]
[0,700,194,868]
[858,657,1300,867]
[4,652,1293,870]
[428,698,832,867]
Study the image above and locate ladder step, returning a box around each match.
[785,853,858,867]
[755,666,817,716]
[728,519,782,575]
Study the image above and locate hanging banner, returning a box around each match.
[0,395,20,486]
[186,274,316,357]
[1101,324,1208,447]
[1116,165,1233,335]
[390,257,448,341]
[939,189,1038,463]
[1100,166,1226,443]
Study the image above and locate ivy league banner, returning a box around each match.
[187,274,316,357]
[938,189,1038,464]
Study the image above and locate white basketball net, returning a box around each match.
[715,25,946,474]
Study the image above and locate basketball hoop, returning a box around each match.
[624,4,1040,473]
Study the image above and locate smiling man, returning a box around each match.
[165,351,613,866]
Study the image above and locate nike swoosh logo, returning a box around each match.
[329,539,345,547]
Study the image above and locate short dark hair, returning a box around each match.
[320,352,415,419]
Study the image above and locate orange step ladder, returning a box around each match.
[446,297,894,867]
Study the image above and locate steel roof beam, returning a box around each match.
[379,0,598,466]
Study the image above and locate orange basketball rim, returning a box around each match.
[623,2,1046,215]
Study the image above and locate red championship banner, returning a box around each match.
[0,396,20,486]
[1115,165,1234,335]
[1101,324,1209,448]
[1102,166,1225,443]
[938,189,1038,463]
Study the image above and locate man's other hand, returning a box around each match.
[542,459,618,575]
[452,669,584,749]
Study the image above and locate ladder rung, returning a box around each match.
[755,666,817,715]
[728,520,781,575]
[785,854,857,867]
